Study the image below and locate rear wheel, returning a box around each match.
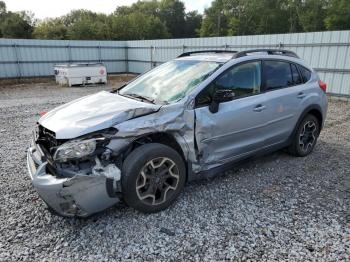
[288,114,320,157]
[122,143,186,213]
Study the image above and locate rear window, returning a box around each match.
[264,61,293,90]
[298,65,312,82]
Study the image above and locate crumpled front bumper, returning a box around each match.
[26,139,120,217]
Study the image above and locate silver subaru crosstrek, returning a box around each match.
[27,49,328,217]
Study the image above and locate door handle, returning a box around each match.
[253,105,267,112]
[297,92,306,99]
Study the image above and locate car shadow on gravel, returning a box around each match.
[54,149,292,223]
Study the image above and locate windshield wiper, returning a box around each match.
[123,93,156,104]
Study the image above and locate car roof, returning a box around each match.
[175,53,234,63]
[175,49,303,64]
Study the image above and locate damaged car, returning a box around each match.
[27,49,328,217]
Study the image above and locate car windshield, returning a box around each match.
[119,60,221,104]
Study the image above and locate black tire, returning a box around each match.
[122,143,186,213]
[288,114,320,157]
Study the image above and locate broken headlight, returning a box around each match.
[53,138,104,162]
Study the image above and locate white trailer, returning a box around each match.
[54,63,107,87]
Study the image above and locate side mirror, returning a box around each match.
[209,89,234,113]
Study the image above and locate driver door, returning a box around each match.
[194,60,268,169]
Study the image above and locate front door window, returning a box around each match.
[196,61,261,106]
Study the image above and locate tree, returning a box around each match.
[199,0,229,37]
[200,0,317,36]
[109,12,170,40]
[0,0,6,37]
[325,0,350,30]
[285,0,303,33]
[1,11,33,38]
[0,1,35,39]
[115,0,160,17]
[0,0,6,15]
[298,0,327,32]
[115,0,187,38]
[13,0,350,41]
[242,0,291,35]
[159,0,186,38]
[62,10,111,40]
[33,18,67,39]
[184,11,202,37]
[131,0,160,17]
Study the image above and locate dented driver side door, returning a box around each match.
[194,60,269,170]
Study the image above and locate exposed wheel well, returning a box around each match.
[129,132,186,162]
[307,109,323,129]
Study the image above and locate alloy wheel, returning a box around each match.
[299,120,317,153]
[136,157,180,206]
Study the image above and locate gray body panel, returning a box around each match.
[190,55,327,171]
[39,91,160,139]
[195,93,268,169]
[27,52,328,217]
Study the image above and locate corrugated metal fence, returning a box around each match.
[1,31,350,96]
[0,39,127,78]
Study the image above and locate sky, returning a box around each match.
[4,0,213,20]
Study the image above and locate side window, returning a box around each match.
[196,61,261,106]
[264,60,293,90]
[291,64,303,85]
[298,65,312,83]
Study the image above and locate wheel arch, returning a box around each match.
[136,132,185,155]
[289,104,324,144]
[307,108,323,130]
[122,132,192,184]
[302,105,323,129]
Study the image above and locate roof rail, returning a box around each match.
[234,49,299,58]
[178,50,237,58]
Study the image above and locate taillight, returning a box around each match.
[318,80,327,92]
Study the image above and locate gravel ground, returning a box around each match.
[0,83,349,261]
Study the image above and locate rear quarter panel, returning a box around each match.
[303,72,328,128]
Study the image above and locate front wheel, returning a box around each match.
[121,143,186,213]
[288,114,320,157]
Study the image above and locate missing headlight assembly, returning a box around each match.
[27,126,124,217]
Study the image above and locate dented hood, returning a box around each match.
[39,91,161,139]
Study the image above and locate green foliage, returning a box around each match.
[1,11,33,38]
[159,0,186,38]
[0,1,33,38]
[298,0,327,32]
[200,0,350,37]
[0,1,6,15]
[199,0,227,37]
[200,0,294,36]
[0,0,349,40]
[114,0,187,38]
[33,18,67,40]
[29,0,190,40]
[126,0,160,17]
[0,0,6,37]
[325,0,350,30]
[184,11,202,38]
[64,10,111,40]
[109,12,170,40]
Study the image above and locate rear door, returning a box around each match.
[194,60,269,168]
[261,60,306,145]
